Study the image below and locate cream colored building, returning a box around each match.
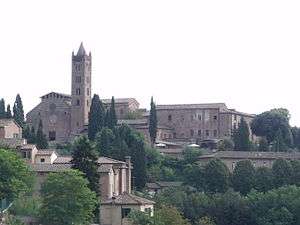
[0,119,26,148]
[17,145,154,225]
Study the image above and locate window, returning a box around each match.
[75,76,81,83]
[76,88,81,95]
[198,114,202,120]
[190,129,194,137]
[87,88,90,96]
[198,130,202,136]
[234,114,237,121]
[173,132,176,138]
[145,207,152,216]
[168,115,172,122]
[76,99,80,106]
[40,158,45,163]
[49,131,56,141]
[121,208,131,218]
[205,130,209,137]
[87,100,89,106]
[213,115,218,120]
[213,130,217,137]
[164,134,167,139]
[22,152,26,159]
[13,133,19,138]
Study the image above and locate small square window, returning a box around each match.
[40,158,45,163]
[121,208,131,218]
[198,130,201,136]
[206,130,209,137]
[213,115,218,120]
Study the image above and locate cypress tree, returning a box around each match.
[71,136,100,195]
[149,97,157,146]
[0,99,5,119]
[28,126,37,144]
[95,127,115,157]
[88,94,105,140]
[6,104,12,118]
[233,117,252,151]
[109,96,117,129]
[36,120,48,149]
[13,94,25,127]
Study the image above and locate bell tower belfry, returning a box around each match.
[71,42,92,134]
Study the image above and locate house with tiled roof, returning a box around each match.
[17,144,154,225]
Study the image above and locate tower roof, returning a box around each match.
[76,42,86,56]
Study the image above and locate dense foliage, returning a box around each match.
[40,170,97,225]
[0,149,34,201]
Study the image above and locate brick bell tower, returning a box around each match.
[71,42,92,134]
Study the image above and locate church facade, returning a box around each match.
[26,43,92,143]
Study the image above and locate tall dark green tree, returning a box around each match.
[290,160,300,186]
[95,127,115,157]
[233,117,252,151]
[13,94,25,127]
[71,136,100,195]
[0,98,5,119]
[272,159,293,188]
[108,96,117,129]
[149,96,157,147]
[6,104,12,118]
[36,120,48,149]
[232,160,255,195]
[203,159,230,193]
[88,94,105,140]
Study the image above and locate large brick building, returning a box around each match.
[26,43,255,145]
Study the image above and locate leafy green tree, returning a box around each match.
[13,94,25,128]
[0,149,34,200]
[149,97,157,147]
[155,205,191,225]
[0,98,6,119]
[251,108,293,147]
[272,159,293,188]
[291,160,300,186]
[182,164,205,191]
[232,160,255,195]
[36,120,48,149]
[254,167,274,192]
[40,170,97,225]
[272,129,287,152]
[203,159,230,193]
[233,117,252,151]
[218,139,234,151]
[88,94,105,140]
[258,137,269,151]
[95,127,115,156]
[196,217,216,225]
[71,136,100,195]
[291,127,300,150]
[182,147,202,164]
[6,104,12,118]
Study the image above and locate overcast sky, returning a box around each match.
[1,0,300,125]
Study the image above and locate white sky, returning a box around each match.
[1,1,300,125]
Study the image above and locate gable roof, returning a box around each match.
[40,92,71,99]
[102,192,155,205]
[101,98,139,106]
[30,163,72,172]
[98,157,126,165]
[0,119,21,129]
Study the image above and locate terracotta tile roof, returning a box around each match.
[36,150,57,156]
[98,157,126,165]
[40,92,71,99]
[156,103,227,110]
[198,151,300,160]
[101,98,139,105]
[118,119,148,125]
[53,156,72,164]
[30,163,72,172]
[0,119,21,128]
[20,144,37,150]
[102,192,155,205]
